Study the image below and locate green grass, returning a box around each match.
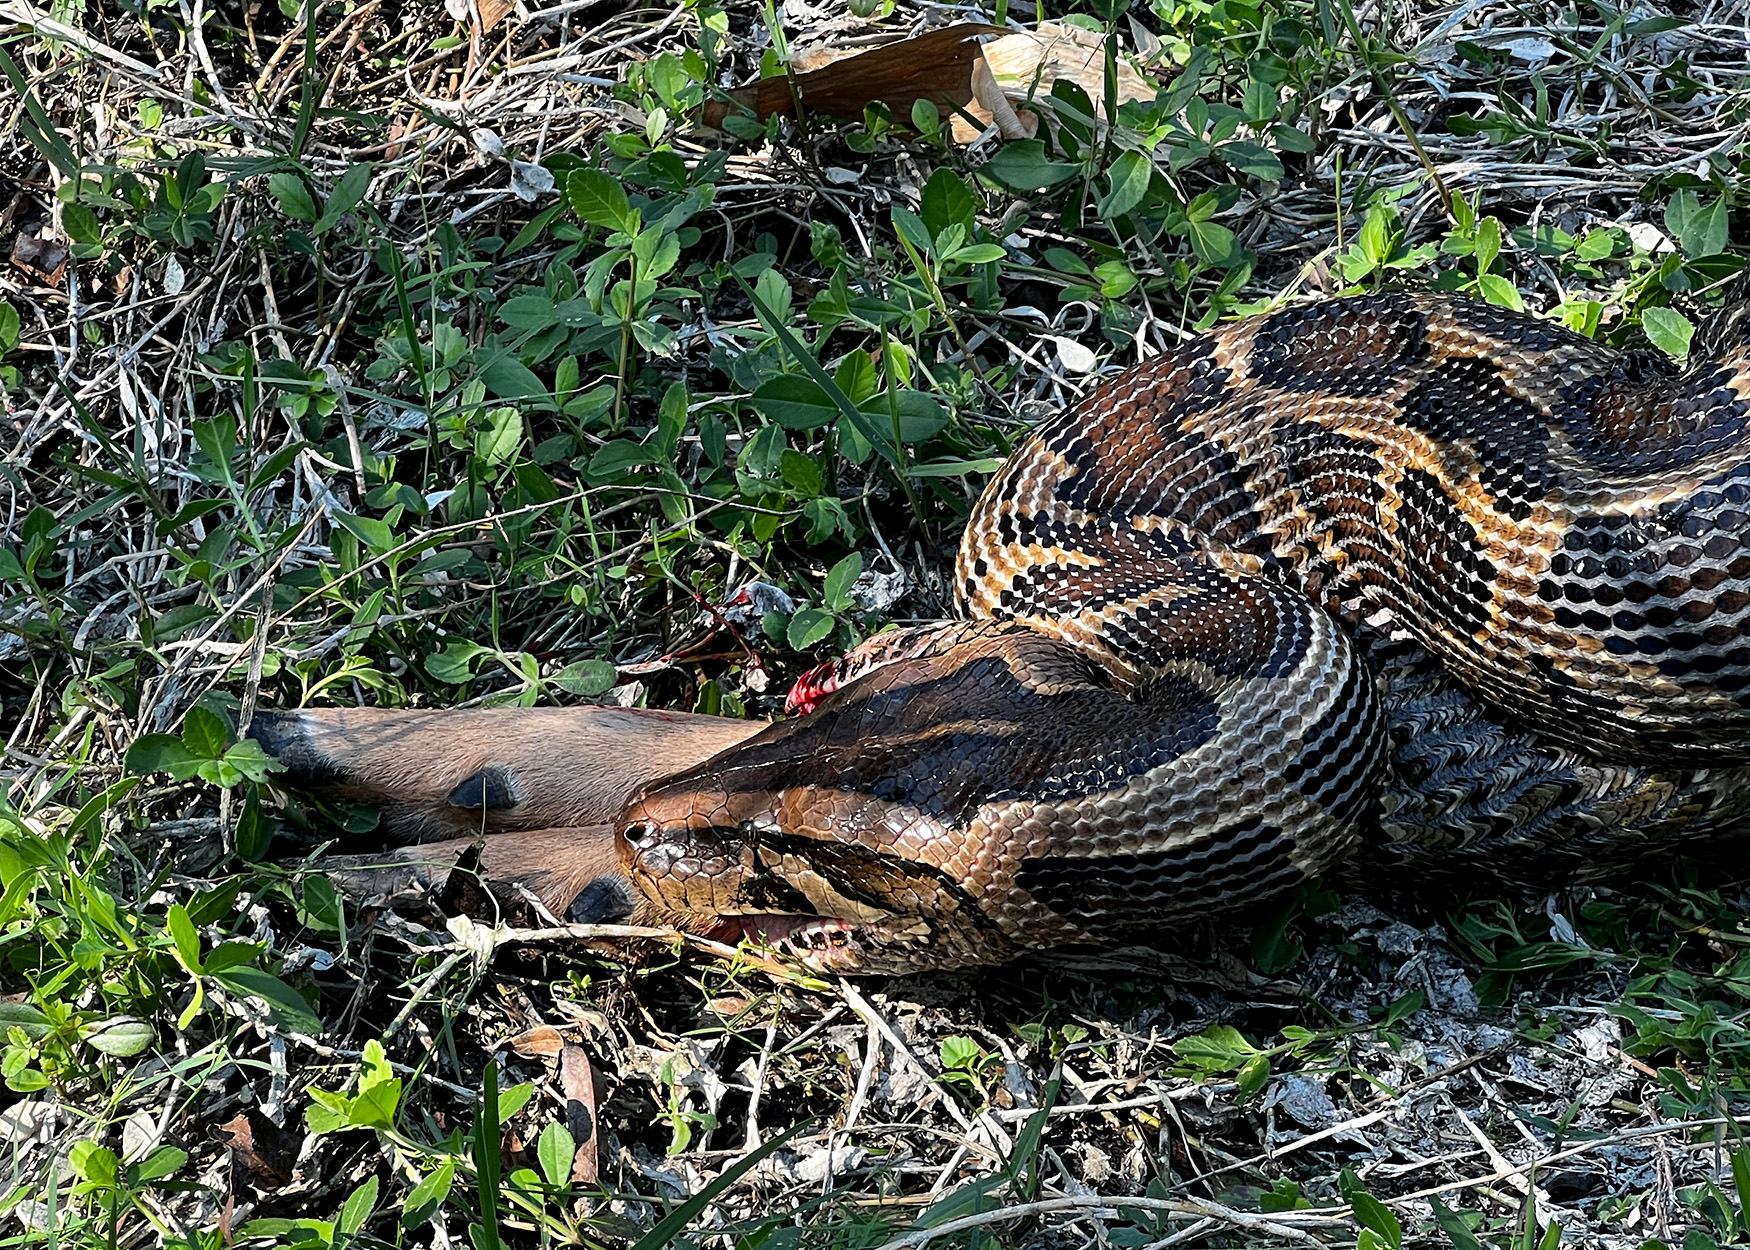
[2,0,1749,1242]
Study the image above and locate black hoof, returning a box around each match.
[566,875,635,924]
[247,710,343,785]
[446,765,521,811]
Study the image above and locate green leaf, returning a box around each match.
[268,172,319,223]
[167,902,203,975]
[314,162,372,234]
[0,301,19,352]
[586,439,660,482]
[786,608,835,650]
[235,785,272,861]
[211,965,321,1034]
[1642,306,1695,358]
[403,1160,455,1230]
[981,140,1079,192]
[822,553,863,609]
[1241,78,1277,123]
[752,375,838,431]
[0,1002,51,1040]
[204,941,262,974]
[220,739,283,785]
[1474,215,1501,275]
[1261,1179,1308,1213]
[499,294,560,331]
[497,1080,536,1122]
[1576,229,1619,261]
[919,168,976,238]
[1188,219,1239,266]
[80,1016,154,1057]
[1272,122,1314,153]
[950,243,1007,264]
[892,206,934,254]
[1429,1196,1483,1250]
[939,1035,981,1070]
[538,1120,577,1188]
[332,509,395,553]
[1382,989,1425,1025]
[338,1176,379,1237]
[475,406,524,465]
[134,1145,188,1183]
[191,415,237,478]
[1349,1191,1401,1250]
[124,733,201,780]
[555,659,618,697]
[70,1142,119,1186]
[474,1063,504,1250]
[1099,151,1152,222]
[567,169,633,232]
[427,640,487,683]
[780,449,823,495]
[1235,1051,1271,1098]
[477,353,549,404]
[1474,273,1525,311]
[183,705,232,760]
[62,201,102,246]
[1171,1024,1257,1072]
[1688,197,1730,256]
[302,876,344,932]
[1218,140,1283,181]
[859,389,948,442]
[350,1073,402,1129]
[1730,1147,1750,1233]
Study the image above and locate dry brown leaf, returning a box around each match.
[982,22,1155,115]
[560,1042,599,1186]
[701,24,1036,144]
[474,0,514,31]
[216,1109,301,1192]
[10,231,67,285]
[506,1024,567,1057]
[700,21,1156,144]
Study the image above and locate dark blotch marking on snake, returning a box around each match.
[1397,358,1558,521]
[1248,293,1430,396]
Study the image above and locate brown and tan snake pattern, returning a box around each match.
[610,292,1750,974]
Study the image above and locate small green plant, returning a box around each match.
[124,706,282,792]
[935,1035,1004,1107]
[656,1053,719,1154]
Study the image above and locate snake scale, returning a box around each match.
[606,292,1750,973]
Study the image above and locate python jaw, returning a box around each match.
[614,740,1025,976]
[617,807,962,975]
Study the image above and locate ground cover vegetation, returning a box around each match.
[2,0,1750,1242]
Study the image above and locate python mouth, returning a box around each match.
[706,913,861,960]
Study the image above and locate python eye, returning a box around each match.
[621,820,659,846]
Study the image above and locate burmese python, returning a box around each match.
[611,291,1750,974]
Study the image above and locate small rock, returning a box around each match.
[511,160,554,201]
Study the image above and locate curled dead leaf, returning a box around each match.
[699,21,1156,145]
[217,1109,302,1192]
